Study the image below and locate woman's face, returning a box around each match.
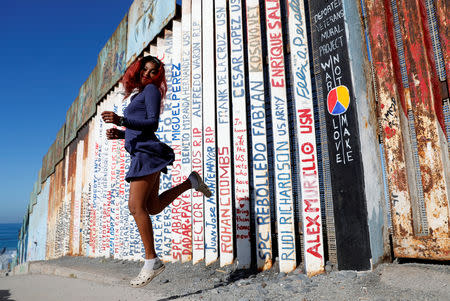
[140,61,159,84]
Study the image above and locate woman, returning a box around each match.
[101,55,211,288]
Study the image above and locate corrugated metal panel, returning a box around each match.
[47,160,65,259]
[54,124,65,165]
[126,0,176,65]
[394,0,448,260]
[64,96,80,147]
[364,0,449,261]
[97,15,128,101]
[79,66,100,128]
[41,144,54,184]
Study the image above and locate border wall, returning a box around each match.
[16,0,449,276]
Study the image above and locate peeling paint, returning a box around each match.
[365,0,449,261]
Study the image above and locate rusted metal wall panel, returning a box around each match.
[64,97,79,147]
[421,0,447,135]
[36,169,42,195]
[66,142,77,256]
[434,0,449,137]
[364,0,449,261]
[97,15,128,102]
[79,66,100,129]
[394,0,449,260]
[54,125,65,165]
[423,0,450,208]
[46,160,65,259]
[435,0,449,80]
[41,144,55,184]
[72,139,84,255]
[78,122,91,257]
[61,150,71,256]
[82,119,96,257]
[363,0,412,261]
[40,152,49,184]
[126,0,176,65]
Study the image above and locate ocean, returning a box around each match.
[0,223,21,270]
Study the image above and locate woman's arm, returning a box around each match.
[121,84,161,132]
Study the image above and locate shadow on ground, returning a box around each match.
[0,290,14,301]
[156,268,258,301]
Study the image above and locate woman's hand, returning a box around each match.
[106,128,125,140]
[101,111,122,125]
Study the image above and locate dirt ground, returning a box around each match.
[1,256,449,300]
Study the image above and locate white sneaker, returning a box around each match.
[130,259,165,288]
[189,171,212,198]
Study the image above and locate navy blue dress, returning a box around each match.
[123,84,175,182]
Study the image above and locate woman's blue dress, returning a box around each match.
[123,84,175,182]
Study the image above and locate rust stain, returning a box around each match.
[392,166,407,192]
[366,0,449,261]
[307,267,325,278]
[398,224,409,237]
[383,0,407,116]
[436,0,449,78]
[396,236,450,260]
[67,140,78,256]
[420,165,433,194]
[417,0,446,133]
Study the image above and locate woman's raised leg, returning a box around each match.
[146,176,192,216]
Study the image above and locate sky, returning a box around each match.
[0,0,168,223]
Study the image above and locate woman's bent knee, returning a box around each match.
[147,206,159,216]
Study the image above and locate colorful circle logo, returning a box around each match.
[327,85,350,115]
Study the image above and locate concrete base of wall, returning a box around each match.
[12,262,29,276]
[26,261,122,285]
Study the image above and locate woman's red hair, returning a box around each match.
[121,56,167,105]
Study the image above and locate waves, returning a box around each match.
[0,223,20,270]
